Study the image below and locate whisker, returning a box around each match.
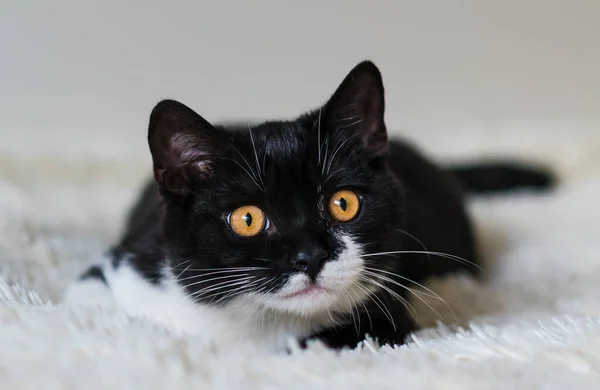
[223,157,263,192]
[362,266,453,303]
[175,267,267,282]
[325,133,362,176]
[247,124,265,189]
[358,275,418,320]
[321,135,330,175]
[344,118,364,128]
[174,264,192,280]
[229,144,259,182]
[251,277,276,295]
[252,257,272,263]
[181,273,250,290]
[317,108,322,165]
[362,266,459,323]
[361,270,448,323]
[262,146,267,176]
[349,280,372,331]
[359,250,488,276]
[323,167,344,186]
[224,277,268,301]
[173,266,268,272]
[209,277,268,305]
[394,228,432,264]
[352,280,396,331]
[190,277,255,300]
[325,307,342,328]
[166,259,191,272]
[341,289,360,337]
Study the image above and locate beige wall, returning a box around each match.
[1,0,598,155]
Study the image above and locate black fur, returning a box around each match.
[449,162,555,194]
[105,61,554,349]
[79,265,107,285]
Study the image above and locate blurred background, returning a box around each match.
[1,0,599,163]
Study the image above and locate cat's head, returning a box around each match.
[148,61,407,316]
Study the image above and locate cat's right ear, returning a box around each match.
[148,100,221,195]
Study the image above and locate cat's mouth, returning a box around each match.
[281,283,326,299]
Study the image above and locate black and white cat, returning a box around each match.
[65,61,553,351]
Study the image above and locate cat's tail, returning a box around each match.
[447,162,556,195]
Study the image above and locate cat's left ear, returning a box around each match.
[323,61,388,156]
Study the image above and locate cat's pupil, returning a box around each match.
[338,197,348,211]
[243,212,253,227]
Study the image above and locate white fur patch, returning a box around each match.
[63,277,116,308]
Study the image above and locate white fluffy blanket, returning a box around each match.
[1,126,599,389]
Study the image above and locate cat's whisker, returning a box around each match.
[262,146,267,177]
[189,277,256,300]
[357,275,418,320]
[173,266,268,272]
[174,263,192,280]
[320,135,330,175]
[361,269,449,323]
[180,273,251,290]
[223,157,263,192]
[348,280,373,331]
[209,277,268,305]
[362,266,453,303]
[340,117,364,129]
[226,279,267,315]
[175,267,267,282]
[166,259,192,272]
[229,143,260,182]
[325,132,362,176]
[325,306,342,328]
[324,167,344,185]
[143,259,192,282]
[351,279,397,331]
[317,108,323,165]
[359,250,489,276]
[394,228,433,264]
[252,257,272,263]
[341,289,360,337]
[252,277,277,295]
[189,277,255,299]
[365,266,459,323]
[247,124,266,190]
[362,264,460,323]
[212,277,269,305]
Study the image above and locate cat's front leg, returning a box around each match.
[305,310,418,349]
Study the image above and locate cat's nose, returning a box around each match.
[294,247,330,281]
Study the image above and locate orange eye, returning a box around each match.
[328,190,361,222]
[227,205,269,237]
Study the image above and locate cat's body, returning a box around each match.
[66,61,553,351]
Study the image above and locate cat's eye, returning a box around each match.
[328,190,361,222]
[227,205,269,237]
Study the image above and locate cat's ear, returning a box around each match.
[323,61,388,156]
[148,99,221,194]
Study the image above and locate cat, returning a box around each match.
[65,61,553,351]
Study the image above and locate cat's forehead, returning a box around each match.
[227,120,313,159]
[218,118,363,193]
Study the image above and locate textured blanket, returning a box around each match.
[1,126,599,389]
